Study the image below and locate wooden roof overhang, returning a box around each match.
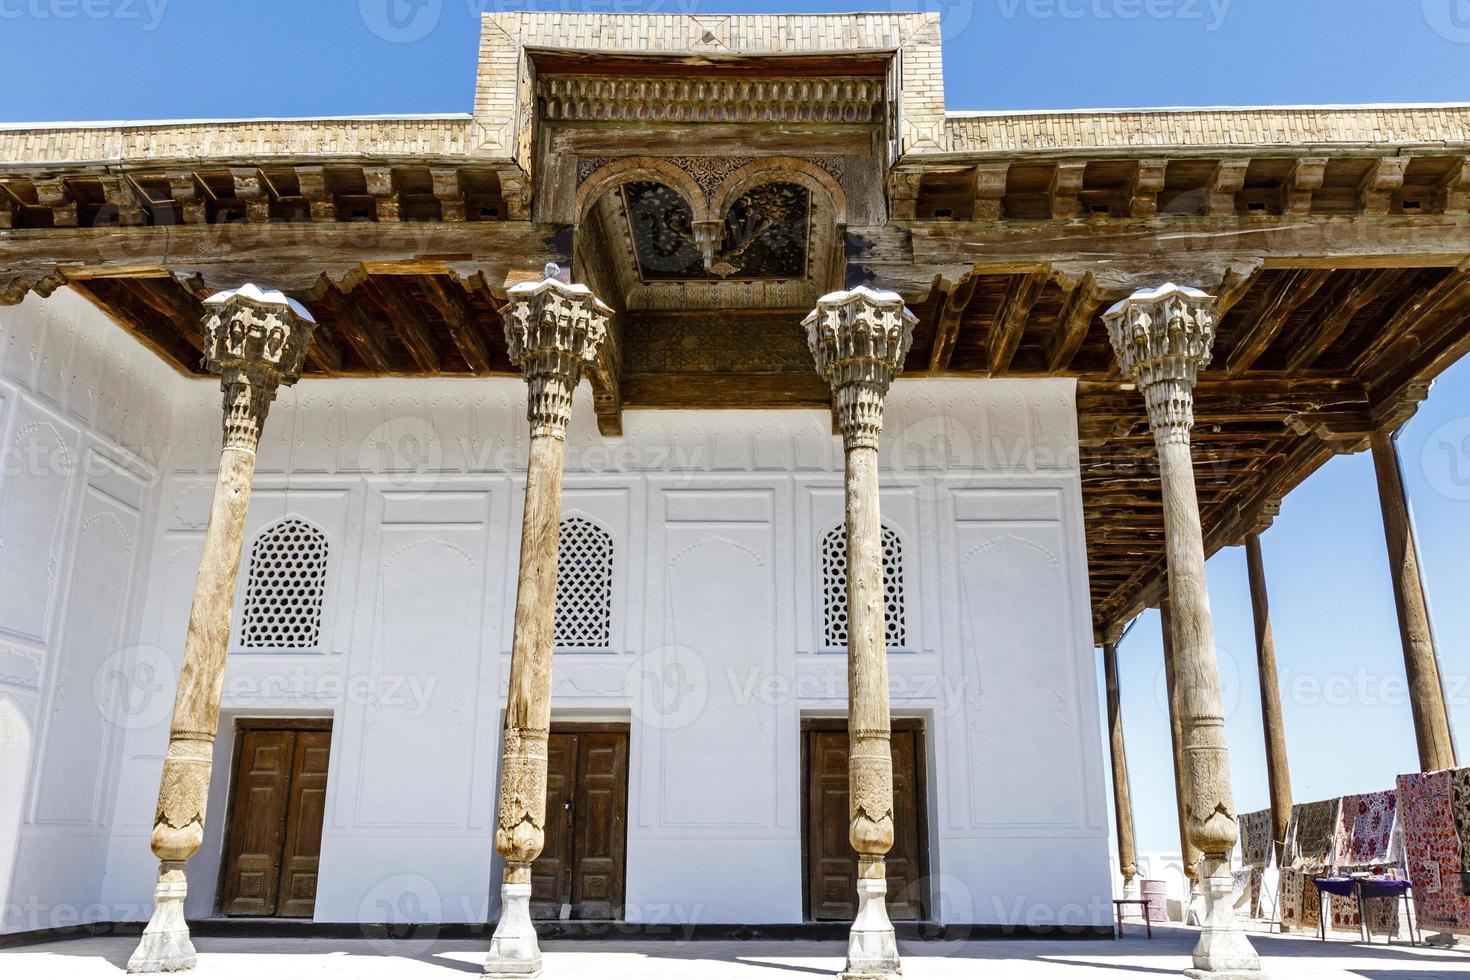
[2,110,1469,636]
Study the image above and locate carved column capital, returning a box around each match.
[1103,283,1217,446]
[202,284,316,451]
[803,286,916,451]
[500,264,611,439]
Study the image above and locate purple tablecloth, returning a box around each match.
[1312,877,1411,899]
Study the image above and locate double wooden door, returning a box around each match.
[530,726,629,921]
[804,721,928,922]
[219,720,332,918]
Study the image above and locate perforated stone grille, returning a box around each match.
[821,523,906,649]
[555,516,613,650]
[239,518,328,650]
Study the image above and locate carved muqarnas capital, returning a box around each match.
[1104,283,1216,443]
[500,265,611,438]
[202,284,316,450]
[804,286,916,450]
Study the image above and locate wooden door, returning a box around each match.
[220,720,332,918]
[528,726,628,920]
[804,722,928,922]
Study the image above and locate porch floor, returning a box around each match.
[2,925,1464,978]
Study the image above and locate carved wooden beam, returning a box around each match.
[1440,158,1470,215]
[0,221,566,297]
[1359,157,1411,215]
[1281,157,1328,217]
[988,272,1047,374]
[314,281,392,373]
[165,171,205,224]
[431,168,465,222]
[295,166,337,222]
[1049,162,1086,220]
[887,169,921,222]
[1283,268,1401,373]
[1045,274,1117,374]
[419,275,493,374]
[363,167,400,222]
[34,178,77,227]
[1207,159,1250,216]
[360,276,441,373]
[928,273,977,375]
[70,279,196,371]
[1127,160,1168,219]
[494,166,531,221]
[117,278,205,353]
[99,176,144,226]
[972,163,1009,221]
[1365,261,1470,403]
[1226,267,1333,376]
[230,168,270,223]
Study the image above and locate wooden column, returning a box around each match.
[1159,601,1201,900]
[1244,527,1294,865]
[1370,430,1458,772]
[1102,627,1139,897]
[805,286,915,980]
[485,265,609,978]
[128,285,315,975]
[1106,284,1261,977]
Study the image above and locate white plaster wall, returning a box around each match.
[1,289,1113,931]
[0,288,178,933]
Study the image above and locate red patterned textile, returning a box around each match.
[1340,791,1399,865]
[1277,867,1304,928]
[1397,769,1470,934]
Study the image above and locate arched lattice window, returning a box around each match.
[555,517,613,650]
[239,518,328,650]
[821,523,906,649]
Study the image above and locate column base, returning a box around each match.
[1188,860,1263,978]
[838,877,901,980]
[1186,881,1206,926]
[484,882,542,978]
[127,862,196,974]
[1123,877,1142,901]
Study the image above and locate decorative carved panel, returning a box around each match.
[624,312,814,374]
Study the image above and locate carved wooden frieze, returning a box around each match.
[625,312,814,374]
[539,74,885,125]
[620,180,811,282]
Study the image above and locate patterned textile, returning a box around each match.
[1277,867,1304,928]
[1289,799,1341,866]
[1249,867,1265,919]
[1299,875,1323,931]
[1397,770,1470,934]
[1339,791,1399,865]
[1239,808,1273,868]
[1453,769,1470,871]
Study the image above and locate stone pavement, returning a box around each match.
[2,925,1466,979]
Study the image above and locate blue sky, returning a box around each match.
[1,1,1468,858]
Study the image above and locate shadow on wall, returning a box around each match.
[0,696,33,928]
